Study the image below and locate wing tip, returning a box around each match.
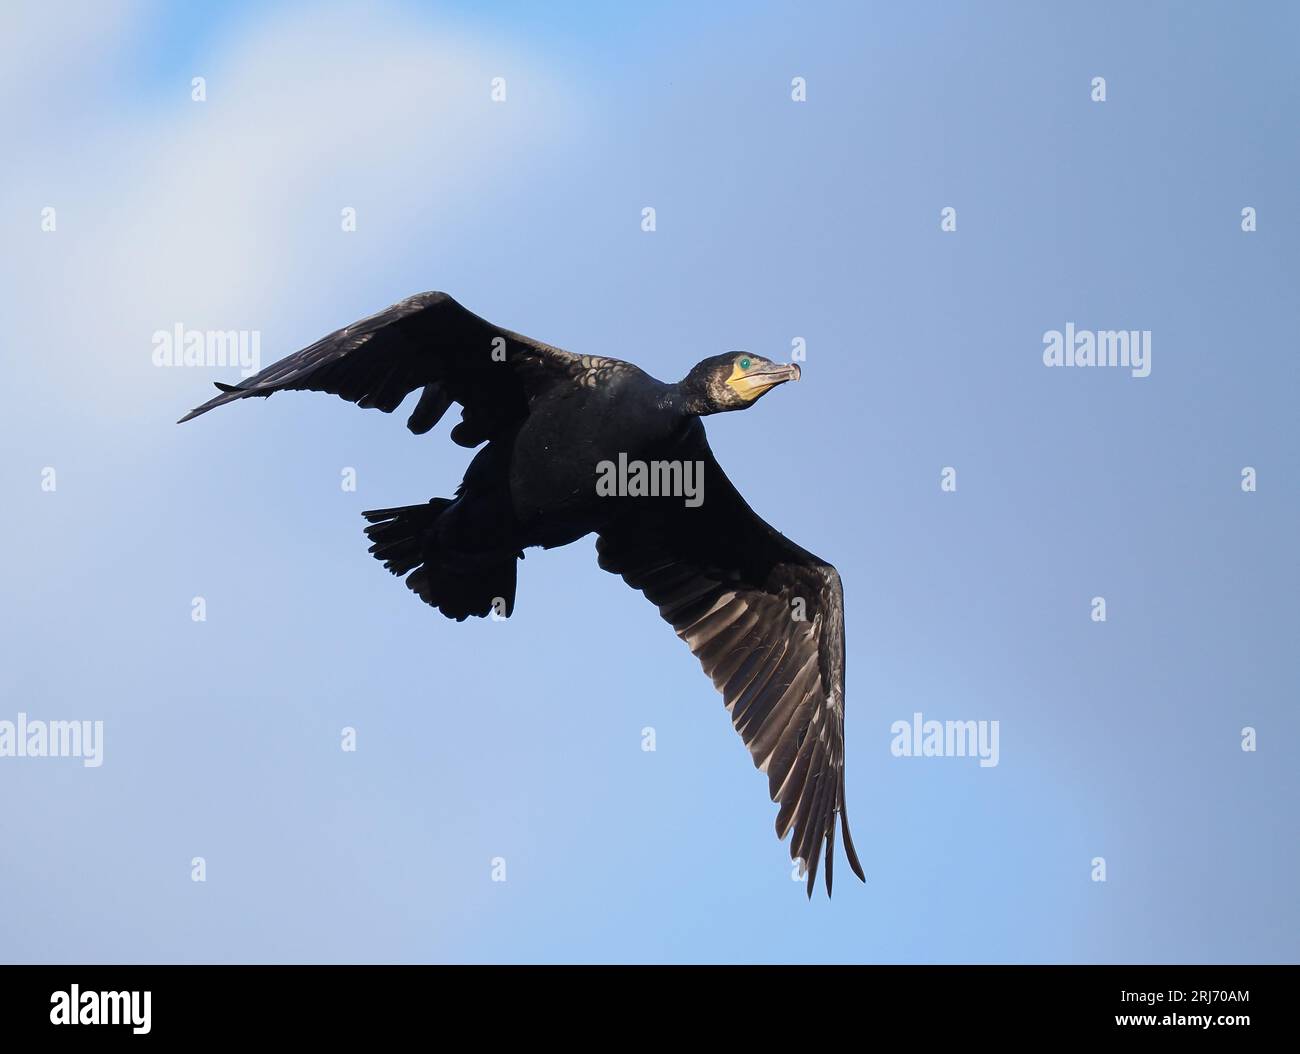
[176,401,220,425]
[796,806,865,899]
[840,802,867,884]
[178,381,238,423]
[177,381,272,424]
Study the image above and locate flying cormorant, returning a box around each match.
[180,292,864,896]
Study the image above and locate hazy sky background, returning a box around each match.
[1,0,1296,963]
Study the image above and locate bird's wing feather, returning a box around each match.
[178,291,584,445]
[595,422,864,896]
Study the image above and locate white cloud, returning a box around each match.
[2,3,584,427]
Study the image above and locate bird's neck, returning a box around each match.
[663,382,711,418]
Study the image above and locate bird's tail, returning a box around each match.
[362,500,518,621]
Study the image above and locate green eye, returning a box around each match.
[739,357,751,370]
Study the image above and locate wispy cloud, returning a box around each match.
[3,3,583,429]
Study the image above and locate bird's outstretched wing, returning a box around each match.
[595,421,865,896]
[178,291,583,445]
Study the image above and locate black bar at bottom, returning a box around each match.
[0,964,1287,1039]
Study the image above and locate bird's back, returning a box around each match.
[507,362,684,542]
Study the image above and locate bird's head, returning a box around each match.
[680,352,801,415]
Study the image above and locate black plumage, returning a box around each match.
[181,292,865,896]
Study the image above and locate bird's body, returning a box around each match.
[505,360,675,545]
[181,292,865,896]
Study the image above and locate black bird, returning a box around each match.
[180,292,864,896]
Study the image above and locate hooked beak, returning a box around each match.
[733,362,800,398]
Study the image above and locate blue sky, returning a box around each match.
[1,0,1296,963]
